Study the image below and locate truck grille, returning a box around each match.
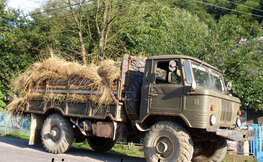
[220,100,232,122]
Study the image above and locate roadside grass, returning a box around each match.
[0,132,257,161]
[0,131,29,140]
[107,143,144,157]
[223,154,257,162]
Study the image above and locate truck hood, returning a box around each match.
[187,87,241,104]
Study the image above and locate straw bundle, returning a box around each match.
[5,97,27,115]
[98,60,120,89]
[14,57,101,95]
[7,56,121,115]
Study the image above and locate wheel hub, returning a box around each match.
[154,136,173,159]
[156,141,168,154]
[50,127,59,139]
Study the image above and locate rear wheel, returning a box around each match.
[41,114,73,154]
[88,137,115,152]
[144,121,193,162]
[192,139,227,162]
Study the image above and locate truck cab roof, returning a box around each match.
[147,55,220,73]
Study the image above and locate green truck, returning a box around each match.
[25,54,252,162]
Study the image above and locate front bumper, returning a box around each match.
[215,129,255,141]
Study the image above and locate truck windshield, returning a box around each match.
[192,64,210,87]
[210,71,225,92]
[192,63,225,92]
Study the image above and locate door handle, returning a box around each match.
[149,93,158,96]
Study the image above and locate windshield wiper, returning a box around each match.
[195,60,204,72]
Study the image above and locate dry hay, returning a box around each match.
[14,57,101,95]
[6,97,27,116]
[27,92,89,104]
[98,60,120,89]
[7,56,121,114]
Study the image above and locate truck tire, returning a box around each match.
[192,139,227,162]
[88,137,115,152]
[144,121,193,162]
[41,114,73,154]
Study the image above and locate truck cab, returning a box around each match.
[137,55,250,162]
[139,55,242,130]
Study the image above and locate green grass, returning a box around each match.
[110,143,144,157]
[72,141,92,150]
[0,132,257,161]
[0,131,29,140]
[223,154,257,162]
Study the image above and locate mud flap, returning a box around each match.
[92,121,116,139]
[29,114,45,145]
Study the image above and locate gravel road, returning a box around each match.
[0,137,146,162]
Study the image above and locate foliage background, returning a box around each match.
[0,0,262,111]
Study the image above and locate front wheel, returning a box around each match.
[41,114,74,154]
[144,121,193,162]
[192,139,227,162]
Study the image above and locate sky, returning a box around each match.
[7,0,47,13]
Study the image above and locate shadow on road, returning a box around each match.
[67,147,146,162]
[0,137,146,162]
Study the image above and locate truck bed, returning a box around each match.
[24,54,145,122]
[25,100,126,122]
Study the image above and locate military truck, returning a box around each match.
[25,54,252,162]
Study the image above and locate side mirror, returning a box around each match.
[191,81,197,90]
[227,82,232,91]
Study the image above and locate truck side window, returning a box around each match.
[155,61,181,84]
[184,61,192,84]
[156,62,168,83]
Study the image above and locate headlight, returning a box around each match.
[236,118,242,127]
[210,114,216,125]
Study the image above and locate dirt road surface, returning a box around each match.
[0,137,146,162]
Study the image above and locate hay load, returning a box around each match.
[7,56,121,115]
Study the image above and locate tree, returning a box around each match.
[0,90,6,110]
[0,1,41,96]
[173,0,215,26]
[66,0,87,65]
[173,0,263,35]
[114,2,209,59]
[223,41,263,111]
[0,0,262,112]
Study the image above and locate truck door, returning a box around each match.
[148,60,184,113]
